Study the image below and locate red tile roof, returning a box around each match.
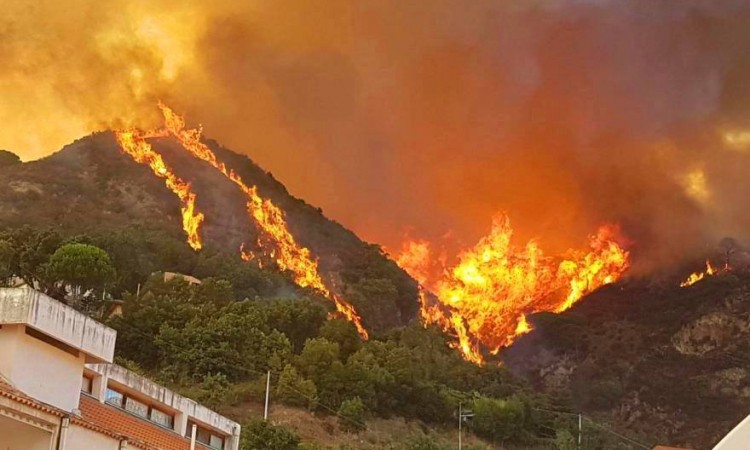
[0,379,149,448]
[78,395,211,450]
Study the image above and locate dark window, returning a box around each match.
[81,375,93,394]
[187,421,226,450]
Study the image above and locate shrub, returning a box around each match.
[276,364,319,410]
[338,397,367,432]
[241,420,300,450]
[400,436,449,450]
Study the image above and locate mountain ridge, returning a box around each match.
[0,131,419,332]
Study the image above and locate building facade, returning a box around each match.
[0,287,241,450]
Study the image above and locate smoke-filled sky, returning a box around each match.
[3,0,750,269]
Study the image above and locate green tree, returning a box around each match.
[554,429,576,450]
[276,364,318,410]
[0,227,62,293]
[471,397,528,444]
[320,319,362,360]
[262,298,329,352]
[241,420,300,450]
[193,372,231,410]
[297,338,340,381]
[338,397,366,432]
[0,239,14,285]
[45,243,116,308]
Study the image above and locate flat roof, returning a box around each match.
[0,287,116,362]
[87,363,239,436]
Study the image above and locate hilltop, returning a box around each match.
[0,132,419,332]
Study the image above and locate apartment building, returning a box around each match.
[0,286,241,450]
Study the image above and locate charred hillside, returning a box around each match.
[0,132,419,332]
[503,269,750,449]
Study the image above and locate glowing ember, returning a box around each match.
[397,213,630,363]
[680,260,719,287]
[114,129,204,250]
[157,103,368,339]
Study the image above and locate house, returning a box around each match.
[0,286,241,450]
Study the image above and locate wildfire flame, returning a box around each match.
[680,260,719,287]
[114,129,204,250]
[396,213,630,363]
[156,103,368,339]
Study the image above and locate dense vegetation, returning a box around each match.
[504,265,750,449]
[0,226,640,449]
[1,136,708,448]
[0,132,419,331]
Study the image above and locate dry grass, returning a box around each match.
[224,400,495,449]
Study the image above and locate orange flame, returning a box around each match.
[397,213,629,363]
[114,129,204,250]
[157,103,368,339]
[680,260,718,287]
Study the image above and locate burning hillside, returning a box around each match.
[114,104,368,338]
[397,214,629,363]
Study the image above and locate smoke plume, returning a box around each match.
[2,0,750,269]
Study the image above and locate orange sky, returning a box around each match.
[3,0,750,267]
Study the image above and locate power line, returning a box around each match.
[533,408,651,450]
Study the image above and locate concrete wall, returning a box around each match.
[0,325,20,386]
[66,423,121,450]
[0,325,85,412]
[88,363,240,437]
[0,287,116,363]
[0,415,53,450]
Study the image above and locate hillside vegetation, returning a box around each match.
[0,224,643,449]
[2,137,746,449]
[504,269,750,449]
[0,133,418,331]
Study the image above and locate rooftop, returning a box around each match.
[87,363,240,436]
[0,287,116,363]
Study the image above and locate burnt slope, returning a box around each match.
[0,132,419,331]
[503,272,750,449]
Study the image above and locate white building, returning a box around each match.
[0,286,241,450]
[712,414,750,450]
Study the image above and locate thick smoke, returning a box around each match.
[2,0,750,270]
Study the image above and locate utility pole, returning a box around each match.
[578,413,582,450]
[458,403,462,450]
[458,402,474,450]
[264,370,271,421]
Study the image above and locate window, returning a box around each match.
[150,408,174,429]
[125,397,149,418]
[105,388,124,407]
[187,421,226,450]
[209,434,225,450]
[105,385,175,430]
[81,375,92,394]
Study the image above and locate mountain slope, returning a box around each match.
[503,272,750,449]
[0,132,419,331]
